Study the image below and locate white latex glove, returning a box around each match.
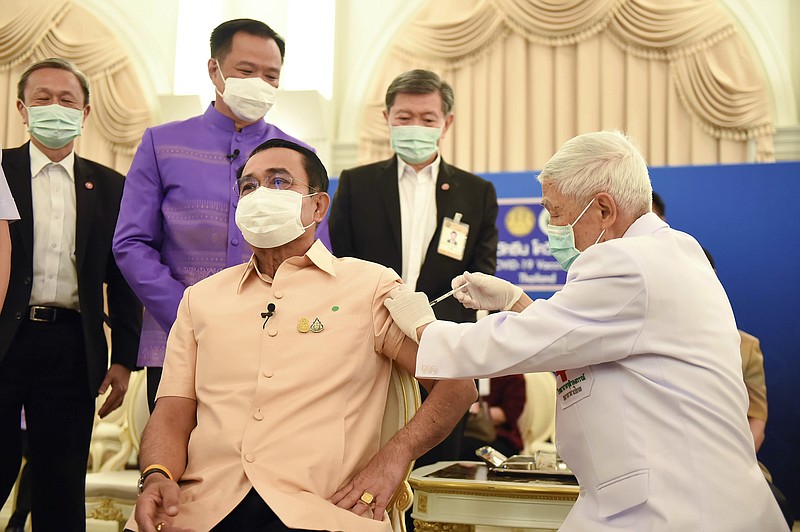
[384,284,436,343]
[452,271,523,311]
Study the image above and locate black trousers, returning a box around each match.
[0,313,95,531]
[146,366,162,413]
[211,488,316,531]
[124,489,318,532]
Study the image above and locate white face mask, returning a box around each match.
[215,60,277,123]
[235,187,316,249]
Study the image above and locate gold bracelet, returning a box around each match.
[142,463,174,481]
[138,464,174,494]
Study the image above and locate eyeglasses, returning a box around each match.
[235,172,316,197]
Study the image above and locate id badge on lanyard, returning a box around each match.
[437,212,469,261]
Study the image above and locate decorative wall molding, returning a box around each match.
[775,126,800,162]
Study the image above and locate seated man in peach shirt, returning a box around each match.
[130,139,476,532]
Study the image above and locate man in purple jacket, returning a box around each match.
[113,19,312,410]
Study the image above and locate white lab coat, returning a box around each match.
[417,213,787,531]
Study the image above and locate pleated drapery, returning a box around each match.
[359,0,775,170]
[0,0,151,173]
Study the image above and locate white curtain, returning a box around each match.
[0,0,151,173]
[359,0,775,170]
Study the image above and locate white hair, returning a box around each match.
[537,131,652,218]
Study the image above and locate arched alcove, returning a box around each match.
[721,0,797,126]
[0,0,152,173]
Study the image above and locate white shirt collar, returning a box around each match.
[396,153,441,182]
[29,142,76,182]
[623,212,669,238]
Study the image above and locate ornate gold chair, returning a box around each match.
[88,370,148,473]
[382,363,422,531]
[85,370,149,529]
[89,400,125,473]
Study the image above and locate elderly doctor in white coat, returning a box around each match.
[385,131,788,531]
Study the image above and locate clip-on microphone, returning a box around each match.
[261,302,276,329]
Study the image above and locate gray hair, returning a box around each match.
[537,131,652,218]
[385,69,454,116]
[17,58,90,106]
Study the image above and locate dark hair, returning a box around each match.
[242,139,328,193]
[702,246,716,270]
[385,69,454,115]
[651,191,665,217]
[210,19,286,62]
[17,58,90,106]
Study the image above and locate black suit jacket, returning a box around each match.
[0,143,141,394]
[329,156,498,323]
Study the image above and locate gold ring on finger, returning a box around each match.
[359,490,375,506]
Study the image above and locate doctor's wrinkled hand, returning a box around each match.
[452,271,524,311]
[384,285,436,343]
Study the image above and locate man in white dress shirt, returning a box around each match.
[0,58,140,530]
[385,130,788,531]
[329,69,498,469]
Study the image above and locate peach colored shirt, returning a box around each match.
[153,241,404,530]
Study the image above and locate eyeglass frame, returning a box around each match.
[234,170,318,198]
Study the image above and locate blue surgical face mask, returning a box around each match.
[546,198,606,271]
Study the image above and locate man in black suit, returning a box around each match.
[0,58,141,531]
[329,69,498,467]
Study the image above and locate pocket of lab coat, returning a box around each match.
[596,468,649,517]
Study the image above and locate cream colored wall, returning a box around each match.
[330,0,425,144]
[71,0,799,169]
[721,0,800,158]
[792,1,800,123]
[75,0,179,111]
[333,0,799,165]
[722,0,798,125]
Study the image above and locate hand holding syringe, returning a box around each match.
[429,282,470,307]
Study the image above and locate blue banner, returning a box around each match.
[496,198,564,291]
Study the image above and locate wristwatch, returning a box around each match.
[137,467,171,494]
